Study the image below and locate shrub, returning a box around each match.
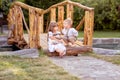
[73,0,120,31]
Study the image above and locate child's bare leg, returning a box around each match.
[68,37,77,46]
[56,49,66,58]
[59,50,66,58]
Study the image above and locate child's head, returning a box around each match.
[63,18,73,29]
[49,21,58,32]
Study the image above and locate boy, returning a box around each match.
[62,18,78,46]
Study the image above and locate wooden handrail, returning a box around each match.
[67,0,94,11]
[43,0,94,14]
[19,7,30,34]
[76,16,85,30]
[43,1,67,14]
[11,1,44,15]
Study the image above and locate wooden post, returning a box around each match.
[34,13,40,48]
[14,6,19,40]
[17,7,23,41]
[50,8,56,21]
[88,10,94,46]
[29,9,35,48]
[67,4,73,20]
[84,10,94,46]
[38,14,44,33]
[58,6,64,31]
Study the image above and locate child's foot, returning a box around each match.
[59,50,66,58]
[59,53,63,58]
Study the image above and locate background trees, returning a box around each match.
[1,0,120,31]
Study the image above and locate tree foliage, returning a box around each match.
[25,0,63,9]
[1,0,120,31]
[0,0,11,15]
[24,0,120,31]
[73,0,120,31]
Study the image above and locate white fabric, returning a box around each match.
[62,28,78,37]
[48,31,66,53]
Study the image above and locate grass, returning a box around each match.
[82,53,120,65]
[78,31,120,38]
[0,55,79,80]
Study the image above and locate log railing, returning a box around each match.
[7,0,94,49]
[8,2,44,49]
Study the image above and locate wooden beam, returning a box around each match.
[34,13,41,48]
[14,6,19,39]
[43,1,67,14]
[67,4,74,20]
[35,14,41,48]
[38,15,44,33]
[67,0,94,11]
[87,10,94,46]
[19,7,30,34]
[84,10,94,46]
[76,16,85,30]
[17,7,23,41]
[43,0,94,14]
[29,9,35,48]
[11,1,44,15]
[50,8,56,21]
[58,6,64,31]
[84,11,89,45]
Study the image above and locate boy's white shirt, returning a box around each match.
[62,28,78,37]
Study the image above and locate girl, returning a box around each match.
[48,21,66,57]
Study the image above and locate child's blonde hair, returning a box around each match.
[64,18,73,27]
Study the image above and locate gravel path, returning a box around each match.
[50,56,120,80]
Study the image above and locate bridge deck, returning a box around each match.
[23,33,92,56]
[23,33,48,49]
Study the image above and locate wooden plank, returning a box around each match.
[76,16,85,30]
[23,34,47,49]
[67,4,73,20]
[50,8,56,21]
[58,6,64,31]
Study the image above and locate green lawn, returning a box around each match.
[0,55,79,80]
[78,31,120,38]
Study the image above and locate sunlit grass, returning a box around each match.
[78,31,120,38]
[0,55,79,80]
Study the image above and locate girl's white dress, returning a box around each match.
[48,31,66,53]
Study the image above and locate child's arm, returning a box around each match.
[72,28,78,37]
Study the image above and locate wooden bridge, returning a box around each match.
[7,0,94,52]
